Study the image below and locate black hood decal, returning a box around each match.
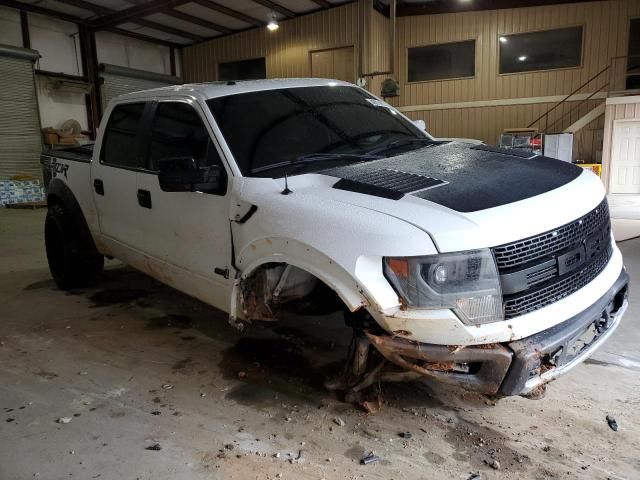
[324,143,582,213]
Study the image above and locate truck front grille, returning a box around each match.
[493,199,609,270]
[502,246,611,319]
[492,199,612,320]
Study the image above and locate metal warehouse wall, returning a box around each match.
[182,0,640,151]
[390,0,640,146]
[182,2,360,82]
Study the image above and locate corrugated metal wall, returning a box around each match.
[182,3,360,82]
[362,5,390,97]
[182,0,640,150]
[390,0,640,146]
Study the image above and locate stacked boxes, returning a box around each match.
[0,180,46,206]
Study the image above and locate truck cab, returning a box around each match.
[42,79,629,400]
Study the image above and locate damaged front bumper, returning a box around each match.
[366,268,629,396]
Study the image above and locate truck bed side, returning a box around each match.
[41,145,103,254]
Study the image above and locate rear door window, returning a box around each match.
[100,102,146,168]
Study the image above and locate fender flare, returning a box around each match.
[235,237,370,312]
[46,178,99,257]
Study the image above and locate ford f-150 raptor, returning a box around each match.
[41,79,629,399]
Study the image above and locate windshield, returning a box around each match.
[206,85,430,177]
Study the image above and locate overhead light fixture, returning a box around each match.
[499,36,507,43]
[518,55,527,61]
[267,12,279,31]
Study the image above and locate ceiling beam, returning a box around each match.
[0,0,184,47]
[90,0,192,30]
[250,0,295,18]
[396,0,603,16]
[190,0,262,27]
[50,0,112,16]
[165,8,232,34]
[309,0,331,8]
[0,0,90,25]
[52,0,203,41]
[133,19,203,41]
[107,27,183,47]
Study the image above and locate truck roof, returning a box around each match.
[114,78,354,103]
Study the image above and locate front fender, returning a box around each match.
[235,236,370,311]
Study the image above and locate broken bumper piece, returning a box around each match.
[366,268,629,396]
[500,267,629,396]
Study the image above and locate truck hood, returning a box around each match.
[282,142,605,252]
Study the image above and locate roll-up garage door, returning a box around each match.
[99,64,182,111]
[0,46,41,180]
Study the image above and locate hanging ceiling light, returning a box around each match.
[267,12,279,31]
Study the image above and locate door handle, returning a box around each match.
[137,189,152,209]
[93,179,104,195]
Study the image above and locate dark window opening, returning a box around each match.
[100,102,146,168]
[218,58,266,81]
[627,18,640,90]
[408,40,475,82]
[207,86,425,177]
[148,102,226,194]
[499,26,583,74]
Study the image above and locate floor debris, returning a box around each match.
[333,417,345,427]
[606,415,618,432]
[56,417,72,424]
[360,453,380,465]
[145,443,162,451]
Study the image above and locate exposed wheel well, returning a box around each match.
[240,263,347,321]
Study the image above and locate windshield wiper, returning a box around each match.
[251,152,382,175]
[365,137,436,156]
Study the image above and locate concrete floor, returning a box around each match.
[609,194,640,242]
[1,208,639,480]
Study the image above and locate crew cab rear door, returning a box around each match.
[135,99,233,310]
[92,101,149,249]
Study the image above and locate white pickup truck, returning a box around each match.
[41,79,628,399]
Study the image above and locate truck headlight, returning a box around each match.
[383,249,503,325]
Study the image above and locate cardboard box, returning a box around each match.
[41,127,59,145]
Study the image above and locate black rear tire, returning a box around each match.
[45,204,103,289]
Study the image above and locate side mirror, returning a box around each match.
[158,157,221,193]
[413,119,426,131]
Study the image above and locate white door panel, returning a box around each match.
[92,101,147,248]
[610,121,640,194]
[92,167,140,246]
[136,100,233,311]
